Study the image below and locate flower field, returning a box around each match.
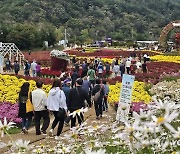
[0,74,52,123]
[150,55,180,63]
[0,75,51,104]
[1,48,180,153]
[108,81,151,105]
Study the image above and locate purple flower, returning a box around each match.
[0,102,22,124]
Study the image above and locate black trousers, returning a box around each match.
[34,110,50,134]
[52,111,65,136]
[126,67,130,74]
[70,110,84,128]
[94,100,103,117]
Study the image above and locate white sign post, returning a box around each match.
[116,74,135,122]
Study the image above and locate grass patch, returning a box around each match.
[7,127,22,134]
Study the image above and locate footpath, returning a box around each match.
[0,106,116,153]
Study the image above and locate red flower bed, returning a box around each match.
[108,62,180,84]
[66,48,160,57]
[41,69,61,77]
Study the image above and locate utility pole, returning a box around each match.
[64,28,67,48]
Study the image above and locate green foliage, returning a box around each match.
[144,83,154,96]
[0,0,180,50]
[7,127,22,134]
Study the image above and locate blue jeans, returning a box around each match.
[22,117,32,130]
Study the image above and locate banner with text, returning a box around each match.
[116,74,135,122]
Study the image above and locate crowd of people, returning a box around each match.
[18,77,109,139]
[4,58,42,77]
[16,52,150,138]
[23,60,42,77]
[69,52,149,81]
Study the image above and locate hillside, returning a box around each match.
[0,0,180,49]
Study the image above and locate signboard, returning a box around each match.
[116,74,135,122]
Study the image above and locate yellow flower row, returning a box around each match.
[0,75,51,104]
[107,81,151,105]
[74,56,114,64]
[150,55,180,63]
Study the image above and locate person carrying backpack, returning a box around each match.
[92,79,104,120]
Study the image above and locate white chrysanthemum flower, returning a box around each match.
[12,139,30,152]
[84,148,106,154]
[151,110,179,125]
[172,127,180,139]
[0,117,16,137]
[69,107,88,118]
[133,109,152,122]
[124,121,139,134]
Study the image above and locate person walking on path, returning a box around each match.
[62,79,71,126]
[31,60,37,77]
[81,61,88,78]
[31,81,50,135]
[18,82,33,134]
[113,62,119,77]
[119,62,125,77]
[92,79,104,120]
[47,80,67,137]
[68,78,91,128]
[36,62,42,77]
[5,59,11,72]
[102,80,109,112]
[24,61,30,76]
[82,76,92,102]
[71,70,79,88]
[14,60,20,75]
[105,62,110,78]
[97,62,104,79]
[87,65,96,87]
[125,59,131,74]
[142,61,148,73]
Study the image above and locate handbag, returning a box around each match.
[94,86,102,102]
[57,91,65,119]
[26,92,34,113]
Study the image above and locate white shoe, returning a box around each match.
[49,129,53,136]
[55,136,60,140]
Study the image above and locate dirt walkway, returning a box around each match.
[0,106,116,153]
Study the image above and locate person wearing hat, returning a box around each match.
[68,78,91,127]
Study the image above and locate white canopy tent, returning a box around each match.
[0,42,24,73]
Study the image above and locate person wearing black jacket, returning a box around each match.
[68,78,91,127]
[92,79,104,120]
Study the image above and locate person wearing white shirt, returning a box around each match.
[125,59,131,74]
[31,81,50,135]
[113,63,119,77]
[143,54,147,62]
[31,60,37,77]
[136,61,142,73]
[47,80,67,137]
